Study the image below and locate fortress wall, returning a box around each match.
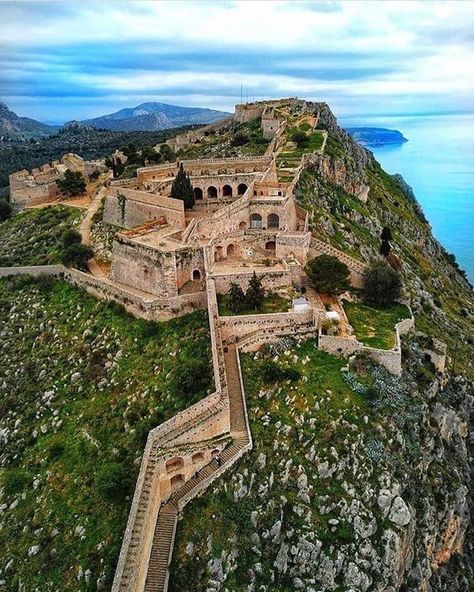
[211,266,301,294]
[175,246,205,289]
[109,239,178,298]
[219,309,315,342]
[103,188,185,229]
[275,232,311,263]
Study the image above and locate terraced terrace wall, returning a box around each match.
[211,265,301,294]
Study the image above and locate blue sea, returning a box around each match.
[339,113,474,283]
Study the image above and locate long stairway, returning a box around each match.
[138,346,251,592]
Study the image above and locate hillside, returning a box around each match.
[83,102,230,132]
[0,102,59,140]
[345,127,408,147]
[0,276,212,591]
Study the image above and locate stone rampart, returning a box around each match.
[104,187,185,229]
[219,309,316,342]
[211,266,301,294]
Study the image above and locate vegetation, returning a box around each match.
[0,276,211,591]
[343,301,411,349]
[217,291,289,316]
[363,261,402,305]
[56,169,86,196]
[0,198,12,220]
[60,243,94,270]
[171,162,195,209]
[246,272,265,311]
[0,125,193,191]
[227,282,247,313]
[305,254,350,294]
[0,206,82,266]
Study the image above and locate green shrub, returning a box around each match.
[1,468,30,495]
[260,360,301,384]
[60,243,94,270]
[0,199,12,221]
[62,228,82,247]
[57,169,86,196]
[363,261,402,305]
[96,462,131,501]
[305,254,350,294]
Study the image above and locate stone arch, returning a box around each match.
[211,449,220,458]
[207,185,218,199]
[193,187,203,200]
[237,183,248,195]
[267,213,280,229]
[265,240,276,255]
[192,452,205,464]
[214,246,224,262]
[170,474,185,490]
[227,243,236,258]
[250,213,263,229]
[222,184,233,197]
[239,221,247,230]
[165,456,184,473]
[192,269,201,281]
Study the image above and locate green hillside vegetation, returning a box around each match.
[343,302,411,349]
[0,277,212,591]
[0,206,83,266]
[170,336,469,590]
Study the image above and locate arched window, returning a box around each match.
[227,244,235,257]
[265,240,276,254]
[207,186,218,199]
[237,183,248,195]
[193,187,203,200]
[267,213,279,229]
[250,213,263,229]
[222,185,232,197]
[165,457,184,473]
[192,269,201,281]
[214,246,224,262]
[239,221,247,230]
[170,474,185,490]
[192,452,205,464]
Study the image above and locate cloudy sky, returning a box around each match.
[1,0,474,123]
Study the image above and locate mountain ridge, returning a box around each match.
[0,101,59,140]
[82,101,230,132]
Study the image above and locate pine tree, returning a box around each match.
[304,254,350,295]
[246,272,265,311]
[380,240,391,257]
[171,163,195,210]
[380,226,392,241]
[228,282,246,313]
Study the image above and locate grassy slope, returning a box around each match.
[343,302,411,349]
[0,277,212,592]
[171,340,369,591]
[0,206,82,266]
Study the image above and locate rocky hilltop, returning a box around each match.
[0,101,59,140]
[169,102,473,592]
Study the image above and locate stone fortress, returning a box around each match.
[6,98,419,592]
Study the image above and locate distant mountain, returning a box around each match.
[345,127,408,147]
[82,102,230,132]
[0,102,59,140]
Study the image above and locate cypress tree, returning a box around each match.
[171,163,195,210]
[246,272,265,311]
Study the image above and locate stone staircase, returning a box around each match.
[143,502,178,592]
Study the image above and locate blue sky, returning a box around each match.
[1,0,474,123]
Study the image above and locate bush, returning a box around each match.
[305,254,350,294]
[57,169,86,196]
[0,199,12,221]
[260,360,301,384]
[380,240,391,257]
[169,358,211,399]
[291,130,308,149]
[228,282,246,313]
[363,261,402,305]
[246,272,265,311]
[96,462,131,501]
[60,243,94,270]
[1,468,30,496]
[380,226,392,241]
[232,133,248,147]
[62,228,82,247]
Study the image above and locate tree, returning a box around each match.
[159,144,175,162]
[96,462,131,501]
[171,163,195,210]
[228,282,246,313]
[363,261,402,305]
[291,130,309,149]
[0,199,12,221]
[56,169,86,196]
[380,226,392,241]
[62,228,82,247]
[380,240,391,257]
[246,272,265,311]
[60,243,94,270]
[305,254,350,294]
